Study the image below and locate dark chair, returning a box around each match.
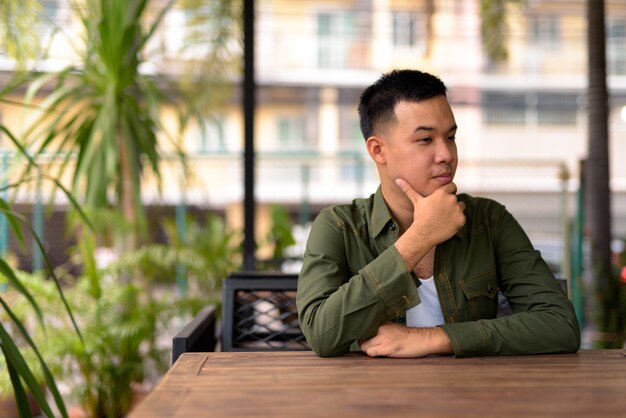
[171,305,218,364]
[171,272,309,364]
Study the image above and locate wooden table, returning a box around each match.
[129,350,626,418]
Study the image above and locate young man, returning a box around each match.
[296,69,580,358]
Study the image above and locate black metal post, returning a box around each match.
[243,0,256,270]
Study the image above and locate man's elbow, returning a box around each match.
[312,344,348,358]
[564,322,581,353]
[301,323,350,358]
[557,313,581,353]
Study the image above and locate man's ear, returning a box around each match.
[366,136,386,164]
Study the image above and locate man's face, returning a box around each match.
[378,96,458,197]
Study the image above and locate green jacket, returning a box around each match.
[296,188,580,357]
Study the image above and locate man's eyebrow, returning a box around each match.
[414,124,458,132]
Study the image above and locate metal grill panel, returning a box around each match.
[222,273,310,351]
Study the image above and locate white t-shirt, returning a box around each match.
[406,276,445,327]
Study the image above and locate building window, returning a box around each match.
[482,92,578,126]
[537,93,578,125]
[482,93,526,125]
[39,0,59,38]
[278,116,309,150]
[197,116,225,153]
[608,20,626,75]
[336,114,366,180]
[339,117,363,150]
[529,15,560,48]
[317,11,356,68]
[392,12,421,47]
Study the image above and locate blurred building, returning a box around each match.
[172,0,626,238]
[1,0,626,268]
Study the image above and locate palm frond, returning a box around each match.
[0,323,60,418]
[0,298,68,418]
[0,199,25,248]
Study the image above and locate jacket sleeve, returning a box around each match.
[440,204,581,357]
[296,208,420,357]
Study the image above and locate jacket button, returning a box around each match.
[487,284,495,294]
[390,223,396,231]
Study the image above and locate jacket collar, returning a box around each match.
[370,186,394,238]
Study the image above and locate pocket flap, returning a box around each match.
[460,271,498,300]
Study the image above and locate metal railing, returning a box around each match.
[1,149,573,274]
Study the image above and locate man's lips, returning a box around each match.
[433,172,452,180]
[432,173,453,187]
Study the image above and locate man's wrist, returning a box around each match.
[408,327,454,355]
[394,232,432,271]
[430,327,454,355]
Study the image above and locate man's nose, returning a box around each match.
[434,139,454,163]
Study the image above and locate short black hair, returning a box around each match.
[358,69,447,140]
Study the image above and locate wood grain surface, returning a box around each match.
[129,350,626,418]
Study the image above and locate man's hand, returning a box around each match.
[394,179,466,271]
[396,178,466,246]
[358,323,453,358]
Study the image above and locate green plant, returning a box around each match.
[0,270,62,403]
[2,1,237,416]
[5,230,200,418]
[257,205,296,271]
[0,0,42,70]
[1,150,60,418]
[34,211,239,417]
[109,213,242,298]
[13,0,240,253]
[17,0,178,251]
[266,205,297,262]
[0,125,90,418]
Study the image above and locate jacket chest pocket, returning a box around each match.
[459,270,498,320]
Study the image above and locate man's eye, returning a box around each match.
[417,137,432,143]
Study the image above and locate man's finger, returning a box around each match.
[441,181,458,195]
[395,178,423,200]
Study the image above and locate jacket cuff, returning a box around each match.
[361,245,420,319]
[439,321,492,357]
